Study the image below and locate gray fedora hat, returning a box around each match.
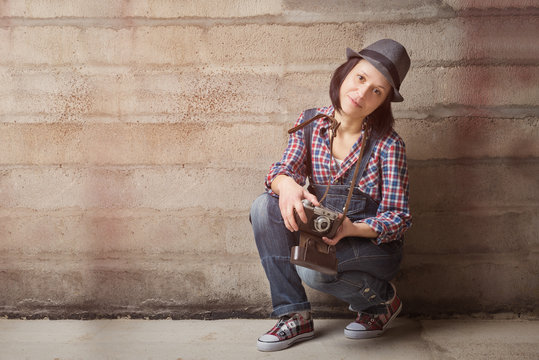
[346,39,410,102]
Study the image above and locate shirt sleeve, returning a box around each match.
[362,138,412,244]
[265,112,309,196]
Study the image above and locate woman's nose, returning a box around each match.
[355,85,368,99]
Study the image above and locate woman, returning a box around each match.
[250,39,412,352]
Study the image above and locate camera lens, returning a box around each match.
[314,216,331,233]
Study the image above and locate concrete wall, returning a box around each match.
[1,1,537,318]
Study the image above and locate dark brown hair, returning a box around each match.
[329,57,395,136]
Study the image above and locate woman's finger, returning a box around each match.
[293,201,308,225]
[281,204,296,232]
[303,189,320,207]
[322,236,338,246]
[286,207,298,232]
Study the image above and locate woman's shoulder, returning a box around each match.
[374,128,407,154]
[295,106,333,126]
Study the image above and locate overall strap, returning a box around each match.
[341,128,371,217]
[299,108,319,182]
[287,109,326,134]
[343,131,378,186]
[289,110,340,204]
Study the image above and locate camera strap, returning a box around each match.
[288,113,371,221]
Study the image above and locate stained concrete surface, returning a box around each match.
[1,318,538,360]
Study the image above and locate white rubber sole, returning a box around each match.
[344,303,402,339]
[257,331,315,352]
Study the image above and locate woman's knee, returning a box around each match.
[296,266,337,290]
[250,192,280,227]
[251,193,298,256]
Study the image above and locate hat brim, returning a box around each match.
[346,48,404,102]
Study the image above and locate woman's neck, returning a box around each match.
[333,110,364,137]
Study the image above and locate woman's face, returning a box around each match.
[338,59,391,120]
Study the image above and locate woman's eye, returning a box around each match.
[373,89,381,95]
[357,75,364,81]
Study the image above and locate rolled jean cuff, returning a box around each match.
[271,302,311,318]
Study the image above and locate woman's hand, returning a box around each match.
[322,215,354,245]
[271,175,319,232]
[322,215,379,245]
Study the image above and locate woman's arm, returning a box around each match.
[265,114,309,195]
[265,111,321,232]
[362,137,412,244]
[323,136,411,245]
[323,216,378,245]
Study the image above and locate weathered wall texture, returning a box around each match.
[0,1,538,318]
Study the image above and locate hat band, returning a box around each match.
[358,49,401,90]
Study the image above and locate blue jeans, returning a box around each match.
[250,192,403,317]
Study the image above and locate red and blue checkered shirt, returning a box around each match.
[265,106,412,244]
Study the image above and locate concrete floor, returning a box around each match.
[1,317,538,360]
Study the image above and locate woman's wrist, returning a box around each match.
[352,221,379,238]
[271,175,295,195]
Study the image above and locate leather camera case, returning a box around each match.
[290,235,338,275]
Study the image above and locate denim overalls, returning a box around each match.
[250,118,403,318]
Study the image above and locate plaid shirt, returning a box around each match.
[265,106,412,244]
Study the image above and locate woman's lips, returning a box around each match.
[348,95,361,108]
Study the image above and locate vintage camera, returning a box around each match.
[295,199,341,239]
[291,200,341,275]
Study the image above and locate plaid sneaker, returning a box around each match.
[257,313,315,352]
[344,284,402,339]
